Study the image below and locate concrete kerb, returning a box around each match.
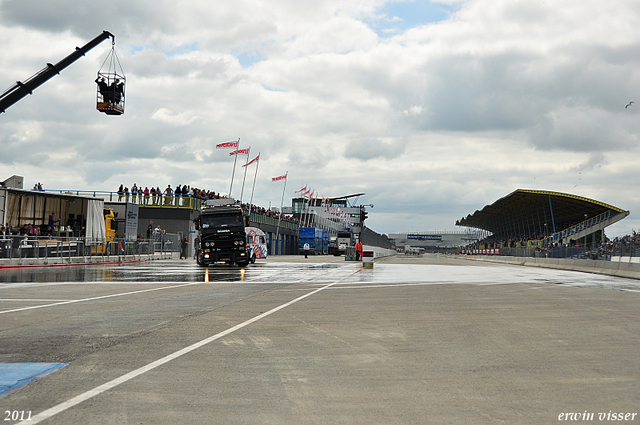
[462,255,640,280]
[363,245,396,259]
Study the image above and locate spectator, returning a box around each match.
[164,185,173,205]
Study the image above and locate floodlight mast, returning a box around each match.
[0,30,115,114]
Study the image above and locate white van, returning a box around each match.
[246,227,268,263]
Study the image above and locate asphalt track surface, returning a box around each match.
[0,255,639,424]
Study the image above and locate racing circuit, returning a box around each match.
[1,255,639,424]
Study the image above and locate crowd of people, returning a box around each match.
[116,184,225,207]
[95,77,124,105]
[610,231,640,257]
[240,202,300,225]
[115,183,301,225]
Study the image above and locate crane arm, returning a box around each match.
[0,30,114,114]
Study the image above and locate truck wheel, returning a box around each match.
[250,255,256,264]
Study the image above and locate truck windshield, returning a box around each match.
[201,214,243,229]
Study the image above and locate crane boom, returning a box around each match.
[0,30,114,114]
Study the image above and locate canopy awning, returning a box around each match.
[455,189,628,239]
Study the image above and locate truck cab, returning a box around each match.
[335,231,352,256]
[196,199,249,267]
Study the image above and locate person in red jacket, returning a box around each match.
[355,240,363,261]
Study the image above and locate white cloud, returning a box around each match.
[1,0,640,237]
[151,108,202,126]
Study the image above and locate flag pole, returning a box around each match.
[304,190,313,227]
[229,137,240,198]
[239,146,251,204]
[248,153,260,217]
[308,192,314,227]
[274,172,288,256]
[302,190,309,227]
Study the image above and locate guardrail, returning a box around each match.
[248,211,299,231]
[0,234,181,265]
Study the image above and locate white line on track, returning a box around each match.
[0,282,203,315]
[28,278,342,424]
[0,298,73,302]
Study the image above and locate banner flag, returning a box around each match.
[272,174,287,182]
[230,148,250,156]
[242,154,260,167]
[296,186,307,194]
[217,141,238,148]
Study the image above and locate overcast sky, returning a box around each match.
[1,0,640,237]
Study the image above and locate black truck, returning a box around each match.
[195,199,250,267]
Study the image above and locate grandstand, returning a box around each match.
[456,189,629,256]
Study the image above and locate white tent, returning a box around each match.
[85,199,106,245]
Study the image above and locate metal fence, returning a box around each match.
[0,233,182,264]
[611,236,640,258]
[496,245,605,260]
[468,237,640,261]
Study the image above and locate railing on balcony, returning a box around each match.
[47,190,206,210]
[248,211,299,231]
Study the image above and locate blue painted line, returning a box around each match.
[0,363,68,397]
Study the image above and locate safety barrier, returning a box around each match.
[0,234,181,266]
[463,255,640,280]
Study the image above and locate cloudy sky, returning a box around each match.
[1,0,640,237]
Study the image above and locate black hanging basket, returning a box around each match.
[96,39,125,115]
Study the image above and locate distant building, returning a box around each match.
[388,230,482,251]
[285,192,368,237]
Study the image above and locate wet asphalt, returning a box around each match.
[0,254,639,424]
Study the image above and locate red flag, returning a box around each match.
[296,186,307,194]
[242,154,260,167]
[272,174,287,181]
[216,141,238,148]
[230,148,250,156]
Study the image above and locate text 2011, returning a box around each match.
[4,411,32,421]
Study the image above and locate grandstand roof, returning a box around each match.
[455,189,627,236]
